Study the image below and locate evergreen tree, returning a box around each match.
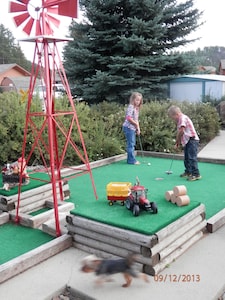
[0,24,31,71]
[63,0,202,104]
[184,46,225,73]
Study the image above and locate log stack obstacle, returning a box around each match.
[165,185,190,207]
[0,180,74,236]
[66,202,206,276]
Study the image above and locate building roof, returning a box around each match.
[0,64,31,77]
[171,74,225,82]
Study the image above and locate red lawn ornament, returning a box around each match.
[9,0,97,236]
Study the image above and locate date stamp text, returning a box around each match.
[154,274,201,283]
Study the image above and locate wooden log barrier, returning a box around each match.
[67,203,206,276]
[67,225,142,254]
[66,215,158,248]
[156,204,205,242]
[207,208,225,233]
[0,234,72,284]
[0,212,9,225]
[143,231,203,276]
[0,182,70,212]
[10,202,74,229]
[150,214,205,257]
[42,212,70,237]
[157,219,206,261]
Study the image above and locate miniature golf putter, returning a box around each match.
[165,154,174,175]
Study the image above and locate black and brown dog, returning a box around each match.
[81,253,149,287]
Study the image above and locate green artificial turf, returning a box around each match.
[0,222,54,264]
[69,156,225,234]
[0,155,224,264]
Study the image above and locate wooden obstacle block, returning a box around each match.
[0,212,9,225]
[165,190,173,201]
[170,193,177,204]
[165,185,190,206]
[207,208,225,233]
[176,195,190,207]
[10,202,74,229]
[30,202,74,229]
[0,182,70,213]
[173,185,187,196]
[42,212,70,237]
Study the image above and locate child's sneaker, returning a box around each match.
[180,172,191,178]
[187,175,202,181]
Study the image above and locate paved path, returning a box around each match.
[0,131,225,300]
[198,130,225,160]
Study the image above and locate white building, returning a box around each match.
[167,74,225,102]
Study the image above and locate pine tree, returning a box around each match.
[0,24,31,71]
[63,0,202,103]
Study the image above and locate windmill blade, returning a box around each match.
[13,12,30,27]
[23,17,35,35]
[58,0,78,18]
[43,14,54,35]
[9,1,27,13]
[46,14,61,28]
[47,7,59,15]
[35,19,42,36]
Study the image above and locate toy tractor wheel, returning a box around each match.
[133,205,140,216]
[151,202,158,214]
[109,201,113,206]
[125,198,134,210]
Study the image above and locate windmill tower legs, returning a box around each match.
[16,37,97,236]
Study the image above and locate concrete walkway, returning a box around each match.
[0,131,225,300]
[198,130,225,160]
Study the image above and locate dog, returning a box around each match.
[80,253,149,287]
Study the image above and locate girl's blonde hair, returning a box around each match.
[129,92,143,107]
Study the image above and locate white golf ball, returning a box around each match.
[148,163,151,166]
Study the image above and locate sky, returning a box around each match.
[0,0,225,61]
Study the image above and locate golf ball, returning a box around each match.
[148,163,151,166]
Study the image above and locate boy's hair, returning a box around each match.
[167,105,182,117]
[129,92,143,107]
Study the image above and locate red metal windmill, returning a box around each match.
[9,0,98,236]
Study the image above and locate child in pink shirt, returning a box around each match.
[168,105,201,181]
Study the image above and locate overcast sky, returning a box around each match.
[0,0,225,61]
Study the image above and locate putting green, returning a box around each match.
[0,156,224,264]
[0,222,54,264]
[69,156,225,234]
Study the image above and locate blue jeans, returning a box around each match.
[123,126,137,164]
[183,139,200,176]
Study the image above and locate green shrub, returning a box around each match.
[0,93,221,166]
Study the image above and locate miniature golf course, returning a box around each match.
[0,155,225,265]
[69,156,225,231]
